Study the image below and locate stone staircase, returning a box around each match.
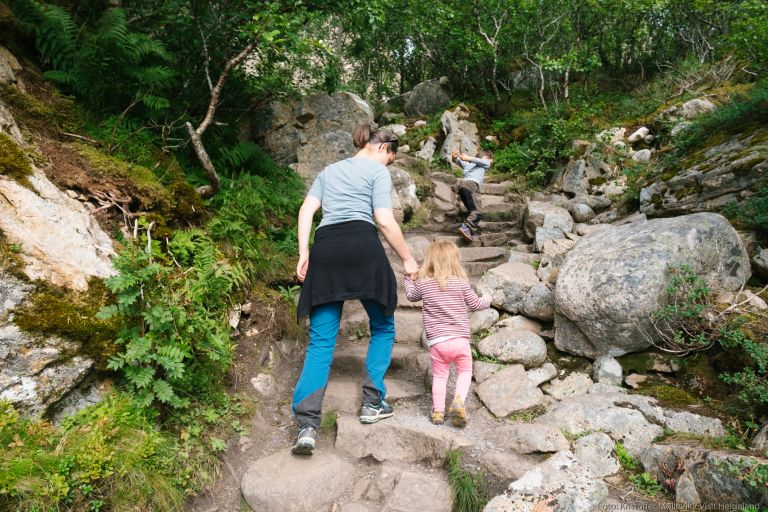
[235,176,687,512]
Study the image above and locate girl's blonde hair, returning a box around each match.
[419,240,467,288]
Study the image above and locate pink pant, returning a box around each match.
[430,337,473,413]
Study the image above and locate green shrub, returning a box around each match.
[674,80,768,155]
[98,225,245,409]
[724,184,768,238]
[614,442,640,471]
[0,395,184,511]
[629,472,664,497]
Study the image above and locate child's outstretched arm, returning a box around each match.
[468,157,492,168]
[462,281,491,311]
[403,275,423,302]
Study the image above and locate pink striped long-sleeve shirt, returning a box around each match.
[403,275,491,346]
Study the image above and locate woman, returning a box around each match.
[291,124,419,455]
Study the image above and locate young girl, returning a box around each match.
[403,241,491,427]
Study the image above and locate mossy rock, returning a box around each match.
[12,278,119,369]
[546,343,592,374]
[617,352,651,374]
[0,131,32,187]
[677,353,731,400]
[0,231,27,280]
[73,143,172,212]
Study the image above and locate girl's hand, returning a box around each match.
[296,253,309,283]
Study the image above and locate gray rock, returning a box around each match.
[675,472,701,505]
[439,105,479,163]
[253,91,374,167]
[0,98,24,144]
[488,423,570,454]
[754,249,768,279]
[592,356,622,385]
[568,194,612,212]
[520,283,555,321]
[560,159,589,196]
[589,382,626,394]
[540,238,575,258]
[527,363,558,387]
[470,308,499,333]
[536,254,565,285]
[379,123,407,136]
[476,365,546,417]
[250,373,278,398]
[627,127,650,143]
[477,329,547,368]
[0,46,23,90]
[573,432,620,477]
[574,223,610,237]
[523,202,574,240]
[534,226,567,252]
[394,309,423,344]
[494,315,543,334]
[680,98,717,119]
[241,449,356,512]
[554,213,750,358]
[568,203,595,223]
[291,129,358,180]
[474,360,504,383]
[416,136,437,161]
[631,149,652,162]
[542,372,593,400]
[507,252,541,266]
[50,378,109,425]
[388,163,421,218]
[405,77,452,116]
[383,471,453,512]
[751,423,768,450]
[484,450,608,512]
[479,262,540,314]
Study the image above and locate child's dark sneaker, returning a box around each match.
[431,410,445,425]
[448,397,467,428]
[359,399,394,424]
[291,425,317,455]
[458,224,475,242]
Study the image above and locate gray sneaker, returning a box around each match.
[291,426,317,455]
[359,399,394,424]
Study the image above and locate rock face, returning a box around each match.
[640,127,768,217]
[554,213,750,358]
[0,167,116,291]
[404,77,451,116]
[250,91,374,173]
[241,449,356,512]
[439,105,479,163]
[0,271,94,416]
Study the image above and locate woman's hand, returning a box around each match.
[403,257,419,279]
[296,252,309,283]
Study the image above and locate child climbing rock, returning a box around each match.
[403,240,491,427]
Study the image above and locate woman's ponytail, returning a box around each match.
[353,124,372,149]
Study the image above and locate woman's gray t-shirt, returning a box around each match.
[307,157,393,229]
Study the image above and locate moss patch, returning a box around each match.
[617,352,651,374]
[0,231,27,280]
[12,279,119,369]
[0,131,32,187]
[635,384,700,407]
[0,82,78,135]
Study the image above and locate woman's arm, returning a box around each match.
[296,196,321,282]
[374,207,418,277]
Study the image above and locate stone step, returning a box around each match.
[333,343,424,378]
[323,377,426,415]
[459,246,508,262]
[335,412,473,466]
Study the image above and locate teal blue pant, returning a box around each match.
[292,300,395,429]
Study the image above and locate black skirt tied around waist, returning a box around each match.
[296,220,397,320]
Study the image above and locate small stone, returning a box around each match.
[413,120,427,127]
[592,355,622,385]
[250,373,278,398]
[627,127,650,143]
[527,363,557,387]
[228,306,241,329]
[631,149,652,162]
[240,302,253,314]
[625,373,648,389]
[65,189,79,199]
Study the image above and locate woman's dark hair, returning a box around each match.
[353,124,397,151]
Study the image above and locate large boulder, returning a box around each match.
[404,77,451,116]
[477,328,547,368]
[250,91,374,170]
[439,105,479,163]
[555,213,750,358]
[522,201,573,241]
[640,127,768,217]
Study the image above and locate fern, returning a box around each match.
[11,1,174,115]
